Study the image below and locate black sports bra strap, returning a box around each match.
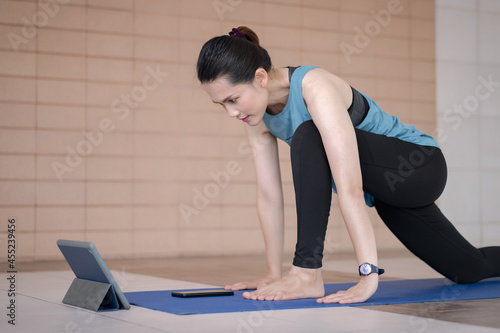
[287,66,298,82]
[348,87,369,127]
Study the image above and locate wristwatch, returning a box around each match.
[359,263,385,276]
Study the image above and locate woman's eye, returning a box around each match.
[228,99,236,103]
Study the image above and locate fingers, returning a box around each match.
[317,278,378,304]
[225,278,275,291]
[225,280,264,291]
[225,282,252,291]
[316,290,368,304]
[256,280,271,290]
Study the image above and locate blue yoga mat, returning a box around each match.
[124,278,500,315]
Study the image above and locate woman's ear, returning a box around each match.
[254,68,268,88]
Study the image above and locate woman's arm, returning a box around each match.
[225,121,284,290]
[302,68,379,303]
[247,121,285,279]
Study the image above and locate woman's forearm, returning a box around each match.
[337,190,378,267]
[257,195,285,278]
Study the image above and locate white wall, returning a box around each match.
[436,0,500,246]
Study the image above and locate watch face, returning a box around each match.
[360,264,371,275]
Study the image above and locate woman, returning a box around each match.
[196,26,500,304]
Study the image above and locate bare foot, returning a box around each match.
[242,266,324,301]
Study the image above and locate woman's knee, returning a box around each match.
[290,120,332,190]
[291,120,321,150]
[290,120,327,161]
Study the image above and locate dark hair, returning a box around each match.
[196,26,272,85]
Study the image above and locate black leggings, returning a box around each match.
[290,120,500,283]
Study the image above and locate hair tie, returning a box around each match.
[228,28,245,39]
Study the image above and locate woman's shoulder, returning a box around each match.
[300,67,352,108]
[301,67,350,92]
[301,67,342,83]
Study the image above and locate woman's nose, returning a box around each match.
[227,107,240,118]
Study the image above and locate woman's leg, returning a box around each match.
[286,120,500,283]
[354,127,447,207]
[374,200,500,283]
[355,128,500,283]
[240,121,331,301]
[290,121,332,269]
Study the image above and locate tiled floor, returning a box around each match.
[2,250,500,332]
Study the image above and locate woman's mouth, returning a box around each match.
[241,116,250,122]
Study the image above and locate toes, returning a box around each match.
[242,290,285,301]
[241,280,312,302]
[246,293,258,300]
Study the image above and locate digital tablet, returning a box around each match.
[57,239,130,310]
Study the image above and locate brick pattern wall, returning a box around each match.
[0,0,435,261]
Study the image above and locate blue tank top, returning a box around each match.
[262,66,439,206]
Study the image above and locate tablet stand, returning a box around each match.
[57,239,130,311]
[63,278,123,311]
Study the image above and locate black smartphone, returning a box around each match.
[171,289,234,298]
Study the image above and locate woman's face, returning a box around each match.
[202,73,269,126]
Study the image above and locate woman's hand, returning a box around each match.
[316,274,379,304]
[224,275,281,291]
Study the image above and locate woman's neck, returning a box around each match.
[266,67,290,107]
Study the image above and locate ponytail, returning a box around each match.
[196,26,272,85]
